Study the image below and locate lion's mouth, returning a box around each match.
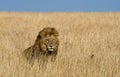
[47,48,54,54]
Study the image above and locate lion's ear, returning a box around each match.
[51,28,59,37]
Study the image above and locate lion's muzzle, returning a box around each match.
[47,46,55,55]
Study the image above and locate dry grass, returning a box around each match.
[0,12,120,77]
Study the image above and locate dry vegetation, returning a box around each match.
[0,12,120,77]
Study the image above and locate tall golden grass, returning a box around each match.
[0,12,120,77]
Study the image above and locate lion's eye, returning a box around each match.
[46,39,49,43]
[52,39,56,43]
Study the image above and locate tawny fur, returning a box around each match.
[23,27,59,65]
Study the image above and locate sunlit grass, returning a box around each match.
[0,12,120,77]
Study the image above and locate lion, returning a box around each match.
[23,27,59,66]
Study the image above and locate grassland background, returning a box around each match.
[0,12,120,77]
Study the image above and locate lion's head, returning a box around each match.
[35,27,59,56]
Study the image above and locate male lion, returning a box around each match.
[23,27,59,66]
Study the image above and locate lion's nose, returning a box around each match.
[48,45,54,49]
[50,46,53,48]
[50,44,53,47]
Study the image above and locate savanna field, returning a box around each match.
[0,12,120,77]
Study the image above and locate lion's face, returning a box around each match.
[35,27,59,55]
[40,35,59,55]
